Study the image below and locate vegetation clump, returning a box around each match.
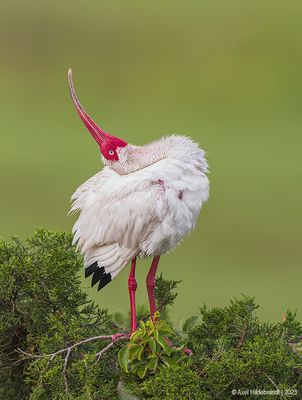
[125,298,302,400]
[1,230,302,399]
[0,230,116,399]
[118,313,183,379]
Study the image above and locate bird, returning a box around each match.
[68,69,209,334]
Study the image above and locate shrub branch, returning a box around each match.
[236,321,248,352]
[17,333,128,394]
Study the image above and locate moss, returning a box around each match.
[125,363,209,400]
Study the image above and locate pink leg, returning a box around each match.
[146,256,160,317]
[128,258,137,332]
[146,256,192,357]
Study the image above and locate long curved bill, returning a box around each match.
[68,68,108,145]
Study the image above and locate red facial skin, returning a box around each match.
[68,69,128,162]
[100,137,128,161]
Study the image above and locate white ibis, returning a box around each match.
[68,69,209,334]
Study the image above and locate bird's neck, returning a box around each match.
[107,141,167,175]
[109,135,207,175]
[131,141,168,168]
[111,143,167,175]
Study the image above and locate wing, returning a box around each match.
[71,167,163,253]
[70,157,209,290]
[70,167,166,289]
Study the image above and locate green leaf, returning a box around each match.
[139,320,146,331]
[136,346,144,360]
[137,364,148,379]
[153,311,160,320]
[171,344,185,353]
[130,330,143,343]
[128,344,144,361]
[158,326,174,336]
[160,354,173,367]
[157,336,172,356]
[147,357,158,371]
[181,315,200,333]
[149,338,157,355]
[131,361,147,374]
[128,343,142,354]
[118,345,129,373]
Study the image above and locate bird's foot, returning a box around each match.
[183,348,193,356]
[111,333,130,342]
[163,336,193,356]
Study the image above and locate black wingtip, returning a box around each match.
[85,262,98,278]
[91,268,104,287]
[87,265,112,290]
[97,273,112,291]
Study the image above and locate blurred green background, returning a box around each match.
[1,0,301,323]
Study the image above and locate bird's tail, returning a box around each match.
[83,244,137,291]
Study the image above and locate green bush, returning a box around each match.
[0,229,117,400]
[123,298,302,399]
[187,297,302,398]
[1,230,302,400]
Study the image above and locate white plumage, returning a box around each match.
[70,135,209,284]
[67,67,210,319]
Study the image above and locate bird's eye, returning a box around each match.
[108,150,115,156]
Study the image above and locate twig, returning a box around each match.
[236,322,248,352]
[265,373,279,391]
[17,334,113,360]
[17,332,129,393]
[95,342,115,361]
[95,335,128,361]
[62,347,71,394]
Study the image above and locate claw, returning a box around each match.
[111,333,125,342]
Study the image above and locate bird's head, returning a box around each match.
[68,69,132,172]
